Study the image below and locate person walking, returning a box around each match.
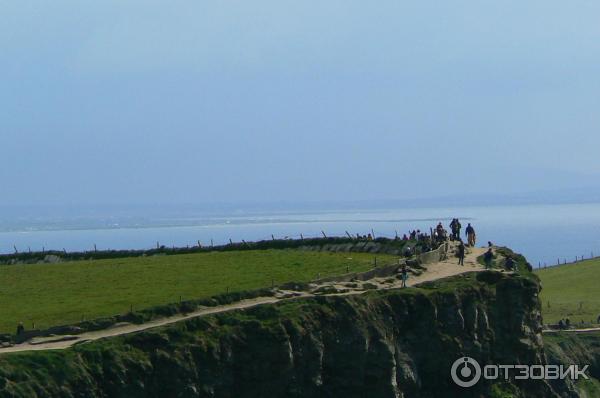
[401,265,408,288]
[484,247,493,269]
[465,223,476,247]
[457,241,465,266]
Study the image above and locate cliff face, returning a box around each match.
[544,332,600,397]
[0,271,588,397]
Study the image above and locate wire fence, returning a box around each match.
[534,251,600,271]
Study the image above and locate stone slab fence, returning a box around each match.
[313,242,450,284]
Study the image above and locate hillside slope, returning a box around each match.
[537,259,600,325]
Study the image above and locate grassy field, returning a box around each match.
[537,258,600,325]
[0,249,396,334]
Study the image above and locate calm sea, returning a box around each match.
[1,203,600,268]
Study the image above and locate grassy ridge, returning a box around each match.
[0,249,395,334]
[537,259,600,324]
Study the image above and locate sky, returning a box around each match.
[2,1,600,207]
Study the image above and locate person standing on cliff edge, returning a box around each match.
[484,247,494,269]
[465,223,476,247]
[457,240,465,266]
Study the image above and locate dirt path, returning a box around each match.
[0,245,486,354]
[543,327,600,334]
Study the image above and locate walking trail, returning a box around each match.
[0,245,487,354]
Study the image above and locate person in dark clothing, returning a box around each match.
[449,219,457,240]
[456,219,462,241]
[565,318,571,329]
[505,256,515,271]
[16,322,24,336]
[484,248,493,269]
[401,265,408,288]
[435,222,444,240]
[466,223,476,247]
[457,241,466,266]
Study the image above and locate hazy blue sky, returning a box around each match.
[2,1,600,206]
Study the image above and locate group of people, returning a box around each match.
[435,219,477,247]
[402,229,429,241]
[454,222,489,267]
[557,318,571,329]
[357,233,374,241]
[450,219,476,247]
[394,220,477,248]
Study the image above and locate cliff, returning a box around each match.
[2,267,588,397]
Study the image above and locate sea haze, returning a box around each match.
[0,203,599,269]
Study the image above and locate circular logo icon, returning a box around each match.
[451,357,482,388]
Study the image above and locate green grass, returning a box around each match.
[537,259,600,325]
[0,249,396,334]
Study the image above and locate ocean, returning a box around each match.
[1,203,600,268]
